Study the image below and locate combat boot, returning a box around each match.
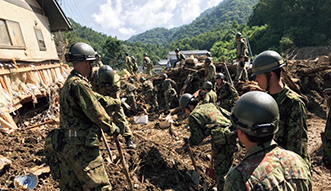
[125,136,136,149]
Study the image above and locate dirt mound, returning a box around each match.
[1,46,331,190]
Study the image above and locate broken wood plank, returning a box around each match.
[30,164,50,176]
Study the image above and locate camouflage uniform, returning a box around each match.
[235,39,249,81]
[58,69,116,191]
[271,84,310,165]
[202,90,217,106]
[187,103,237,191]
[323,100,331,169]
[125,56,134,75]
[162,78,178,111]
[224,140,312,191]
[125,83,137,113]
[207,63,216,84]
[215,81,239,112]
[142,80,159,109]
[176,52,186,68]
[143,56,153,75]
[95,60,103,67]
[89,71,132,138]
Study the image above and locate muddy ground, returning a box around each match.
[1,46,331,191]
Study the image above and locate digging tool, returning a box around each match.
[100,129,113,163]
[223,62,233,86]
[186,143,200,190]
[205,150,217,181]
[114,135,133,191]
[187,143,198,172]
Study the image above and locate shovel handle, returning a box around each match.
[100,129,113,162]
[187,143,198,172]
[115,135,133,191]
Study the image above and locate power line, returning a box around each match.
[67,0,87,26]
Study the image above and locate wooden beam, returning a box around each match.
[0,63,62,75]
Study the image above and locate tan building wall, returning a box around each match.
[0,0,59,62]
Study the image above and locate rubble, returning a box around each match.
[0,47,331,190]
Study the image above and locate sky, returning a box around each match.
[58,0,222,40]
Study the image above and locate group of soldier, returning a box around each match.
[45,38,331,191]
[124,52,153,75]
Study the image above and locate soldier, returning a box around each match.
[131,56,139,74]
[175,48,186,68]
[234,32,249,83]
[95,54,103,67]
[140,77,159,112]
[252,50,310,165]
[224,91,312,190]
[205,57,216,84]
[143,53,153,75]
[179,93,237,191]
[206,52,214,63]
[57,42,119,190]
[323,88,331,169]
[125,52,134,75]
[199,81,217,105]
[215,73,239,112]
[89,65,136,149]
[161,73,178,112]
[125,78,138,115]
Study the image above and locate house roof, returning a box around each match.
[36,0,72,32]
[167,50,209,58]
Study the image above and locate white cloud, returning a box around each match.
[119,27,136,36]
[91,0,223,40]
[180,0,202,22]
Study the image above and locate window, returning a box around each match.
[0,19,26,49]
[0,20,11,46]
[34,27,46,51]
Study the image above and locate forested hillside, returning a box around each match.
[128,0,258,46]
[57,0,331,70]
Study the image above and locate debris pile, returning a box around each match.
[0,47,331,190]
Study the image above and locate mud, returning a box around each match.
[1,46,331,191]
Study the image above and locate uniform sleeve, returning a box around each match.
[286,100,308,157]
[224,169,246,191]
[73,81,116,133]
[240,41,247,58]
[188,116,205,146]
[203,94,210,104]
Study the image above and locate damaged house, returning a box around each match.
[0,0,71,131]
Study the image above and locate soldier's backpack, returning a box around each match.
[44,129,64,180]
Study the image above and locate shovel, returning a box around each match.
[187,143,200,189]
[206,150,217,180]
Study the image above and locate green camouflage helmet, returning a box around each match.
[175,48,179,52]
[140,77,146,82]
[230,91,279,137]
[206,52,211,57]
[65,42,97,62]
[143,53,147,56]
[216,73,225,79]
[203,81,213,90]
[97,65,114,86]
[131,56,136,61]
[179,93,193,109]
[236,32,242,39]
[129,78,134,84]
[205,57,211,63]
[251,50,285,76]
